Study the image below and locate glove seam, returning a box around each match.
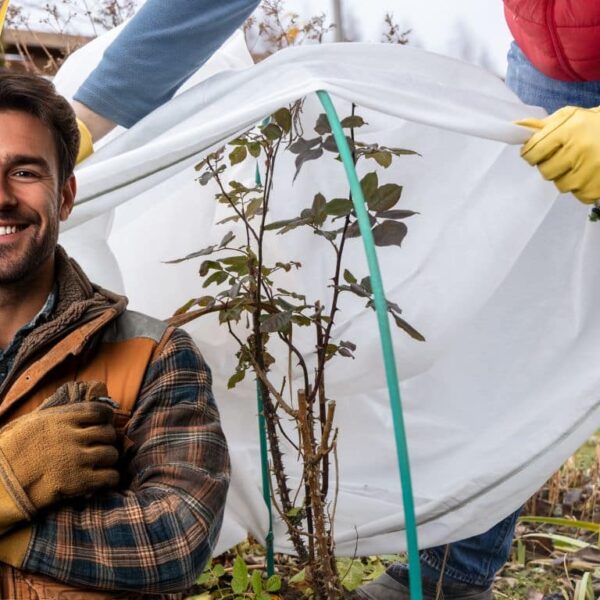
[521,107,577,158]
[0,447,36,521]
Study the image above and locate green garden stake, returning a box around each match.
[317,90,424,600]
[255,157,275,578]
[256,381,275,576]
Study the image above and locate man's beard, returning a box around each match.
[0,221,58,285]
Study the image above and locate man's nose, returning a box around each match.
[0,177,17,209]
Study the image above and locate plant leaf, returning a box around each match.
[392,314,426,341]
[372,151,392,168]
[368,184,403,212]
[325,198,353,217]
[372,220,408,247]
[340,115,366,129]
[251,570,263,595]
[294,147,323,181]
[360,172,378,203]
[262,123,282,140]
[219,231,235,247]
[164,245,217,263]
[265,574,282,592]
[248,141,262,158]
[202,271,228,288]
[273,107,292,132]
[199,259,221,277]
[231,556,249,594]
[229,145,247,166]
[376,209,418,220]
[260,311,292,333]
[343,269,357,284]
[227,369,246,389]
[315,113,331,135]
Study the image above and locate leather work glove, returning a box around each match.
[0,381,119,532]
[76,117,94,164]
[517,106,600,204]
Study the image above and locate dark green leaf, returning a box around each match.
[368,183,403,212]
[248,141,262,158]
[372,151,392,168]
[388,147,420,157]
[322,134,355,153]
[164,245,217,263]
[229,145,247,166]
[264,218,296,231]
[314,113,331,135]
[245,197,262,219]
[372,220,408,247]
[227,369,246,389]
[360,276,372,294]
[349,283,370,298]
[260,311,293,333]
[343,269,357,284]
[173,298,197,316]
[315,229,337,241]
[360,172,378,203]
[197,295,215,307]
[219,231,235,247]
[393,314,426,341]
[376,209,418,220]
[312,192,327,214]
[294,147,324,180]
[199,259,221,277]
[203,271,228,288]
[340,115,366,128]
[325,198,353,217]
[291,314,312,326]
[262,123,282,140]
[288,137,321,154]
[273,108,292,132]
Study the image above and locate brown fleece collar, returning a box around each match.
[15,246,128,365]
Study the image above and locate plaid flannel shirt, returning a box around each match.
[21,328,230,594]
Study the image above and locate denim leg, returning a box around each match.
[417,509,522,587]
[506,42,600,113]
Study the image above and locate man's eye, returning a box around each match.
[12,170,37,178]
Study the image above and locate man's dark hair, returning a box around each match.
[0,70,79,186]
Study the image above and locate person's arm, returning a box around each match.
[74,0,260,137]
[0,329,230,593]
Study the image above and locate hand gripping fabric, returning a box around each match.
[0,381,119,525]
[518,106,600,204]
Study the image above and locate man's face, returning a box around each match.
[0,110,75,284]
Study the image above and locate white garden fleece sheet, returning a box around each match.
[54,33,600,556]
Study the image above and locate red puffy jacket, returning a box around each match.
[504,0,600,81]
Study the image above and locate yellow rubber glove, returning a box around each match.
[76,117,94,164]
[517,106,600,204]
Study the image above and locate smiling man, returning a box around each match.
[0,71,230,599]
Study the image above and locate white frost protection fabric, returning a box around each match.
[56,40,600,556]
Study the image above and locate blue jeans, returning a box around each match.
[396,43,600,589]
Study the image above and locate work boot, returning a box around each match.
[354,567,493,600]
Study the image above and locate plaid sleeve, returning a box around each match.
[21,328,231,593]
